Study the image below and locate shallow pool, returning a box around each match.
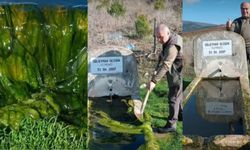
[88,96,145,150]
[183,79,244,137]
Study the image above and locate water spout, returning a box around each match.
[108,80,113,102]
[208,68,222,78]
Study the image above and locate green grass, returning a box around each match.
[140,80,182,150]
[0,117,87,150]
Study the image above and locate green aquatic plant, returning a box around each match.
[0,6,13,58]
[0,3,87,138]
[0,117,87,149]
[42,6,74,81]
[97,111,160,150]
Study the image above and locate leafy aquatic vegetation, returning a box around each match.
[88,97,160,150]
[97,111,160,150]
[89,80,183,150]
[0,3,87,149]
[0,117,87,149]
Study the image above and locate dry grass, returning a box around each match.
[88,0,182,50]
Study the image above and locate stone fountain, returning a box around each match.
[183,31,250,150]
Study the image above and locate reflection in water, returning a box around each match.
[89,96,145,150]
[183,79,243,137]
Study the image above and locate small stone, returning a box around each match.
[144,72,149,77]
[140,83,146,89]
[182,136,193,145]
[183,136,204,149]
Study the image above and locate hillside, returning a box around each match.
[183,20,217,32]
[89,0,182,83]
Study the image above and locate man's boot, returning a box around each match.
[157,123,176,133]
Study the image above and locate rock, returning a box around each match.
[183,135,204,150]
[140,83,147,89]
[144,72,149,77]
[207,135,250,149]
[182,136,194,145]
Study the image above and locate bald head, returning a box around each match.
[241,2,250,7]
[156,24,171,44]
[241,2,250,18]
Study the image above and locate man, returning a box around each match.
[226,2,250,62]
[147,24,183,133]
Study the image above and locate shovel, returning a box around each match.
[140,90,151,115]
[133,90,151,120]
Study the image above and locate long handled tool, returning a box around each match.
[148,18,157,60]
[140,90,151,114]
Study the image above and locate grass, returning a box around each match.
[0,117,87,150]
[140,80,184,150]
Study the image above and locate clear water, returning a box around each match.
[183,79,244,137]
[89,96,145,150]
[89,129,144,150]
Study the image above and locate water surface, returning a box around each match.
[183,79,243,137]
[89,96,145,150]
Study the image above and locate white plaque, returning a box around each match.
[203,40,232,56]
[205,102,234,115]
[90,56,123,74]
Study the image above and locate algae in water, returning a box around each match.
[90,98,160,150]
[0,4,87,131]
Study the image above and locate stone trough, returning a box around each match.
[183,31,250,150]
[88,46,151,150]
[88,46,140,100]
